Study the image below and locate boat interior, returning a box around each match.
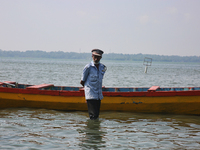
[0,81,200,92]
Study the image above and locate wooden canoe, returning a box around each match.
[0,81,200,115]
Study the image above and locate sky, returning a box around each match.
[0,0,200,56]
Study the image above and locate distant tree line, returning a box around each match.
[0,49,200,62]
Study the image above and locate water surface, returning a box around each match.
[0,57,200,149]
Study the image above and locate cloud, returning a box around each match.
[76,11,87,17]
[167,7,178,14]
[139,15,149,24]
[184,13,191,21]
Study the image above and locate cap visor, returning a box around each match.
[92,53,102,56]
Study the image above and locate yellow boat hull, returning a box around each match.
[1,92,200,115]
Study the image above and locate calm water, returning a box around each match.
[0,57,200,149]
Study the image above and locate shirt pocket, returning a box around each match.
[90,75,97,82]
[99,71,105,79]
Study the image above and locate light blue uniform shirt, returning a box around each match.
[81,61,106,100]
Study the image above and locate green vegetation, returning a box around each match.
[0,49,200,62]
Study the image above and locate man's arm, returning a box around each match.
[80,65,90,87]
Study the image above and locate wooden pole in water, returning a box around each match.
[143,57,152,73]
[144,66,148,73]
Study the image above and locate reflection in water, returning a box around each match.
[0,109,200,149]
[79,119,106,150]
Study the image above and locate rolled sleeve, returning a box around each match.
[81,65,90,81]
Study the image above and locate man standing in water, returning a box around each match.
[80,49,107,120]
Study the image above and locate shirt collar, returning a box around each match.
[91,61,101,67]
[91,61,95,66]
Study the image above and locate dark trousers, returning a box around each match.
[86,99,101,120]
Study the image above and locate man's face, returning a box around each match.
[92,54,102,64]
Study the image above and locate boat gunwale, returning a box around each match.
[1,86,200,97]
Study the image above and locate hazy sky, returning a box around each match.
[0,0,200,56]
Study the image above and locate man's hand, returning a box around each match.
[80,80,85,87]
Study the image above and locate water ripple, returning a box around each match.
[0,109,200,149]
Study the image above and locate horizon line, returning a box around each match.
[0,49,199,57]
